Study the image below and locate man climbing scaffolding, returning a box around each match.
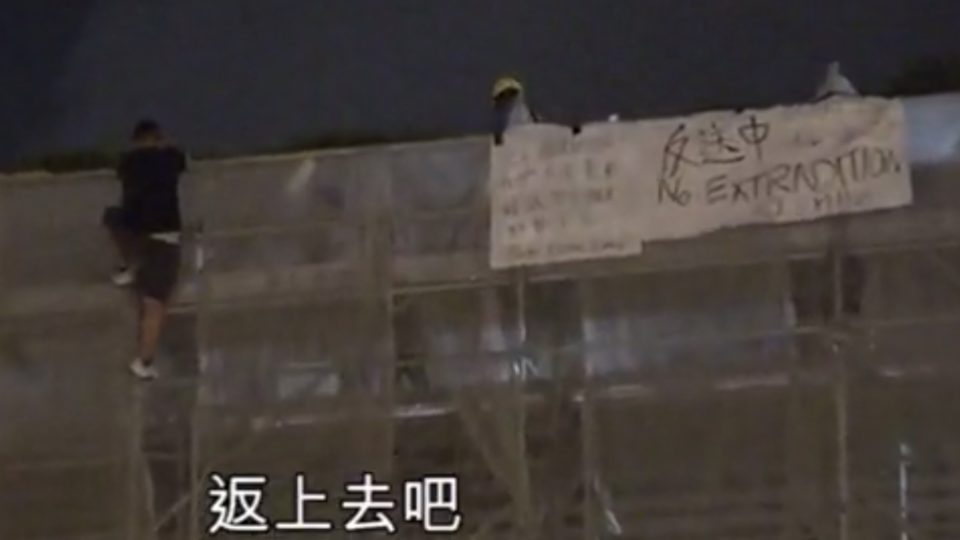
[101,119,187,380]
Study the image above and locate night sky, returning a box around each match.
[3,0,959,165]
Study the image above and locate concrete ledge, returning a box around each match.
[3,164,959,316]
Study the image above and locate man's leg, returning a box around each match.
[102,206,138,285]
[129,238,180,379]
[134,296,167,371]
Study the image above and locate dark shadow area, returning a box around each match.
[888,55,960,96]
[0,3,98,165]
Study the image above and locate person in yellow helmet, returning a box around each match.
[491,76,538,144]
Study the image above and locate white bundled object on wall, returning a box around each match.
[902,92,960,165]
[812,60,958,165]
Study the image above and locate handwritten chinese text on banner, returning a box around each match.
[489,98,913,269]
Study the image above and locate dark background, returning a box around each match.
[3,0,959,167]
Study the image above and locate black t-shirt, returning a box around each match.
[117,146,187,234]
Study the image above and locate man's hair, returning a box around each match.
[132,119,162,141]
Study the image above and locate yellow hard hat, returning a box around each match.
[492,77,523,98]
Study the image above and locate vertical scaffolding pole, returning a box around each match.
[835,341,851,540]
[578,278,600,540]
[122,237,148,540]
[513,268,534,537]
[831,236,852,540]
[175,428,188,540]
[187,398,201,540]
[898,441,912,540]
[370,161,396,482]
[516,269,528,369]
[125,386,145,540]
[188,169,213,540]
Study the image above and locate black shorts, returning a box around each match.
[103,205,180,301]
[136,237,181,303]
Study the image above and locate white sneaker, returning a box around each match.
[129,358,158,380]
[111,267,135,287]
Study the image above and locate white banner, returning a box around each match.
[490,97,913,269]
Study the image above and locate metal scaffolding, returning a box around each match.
[2,134,960,540]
